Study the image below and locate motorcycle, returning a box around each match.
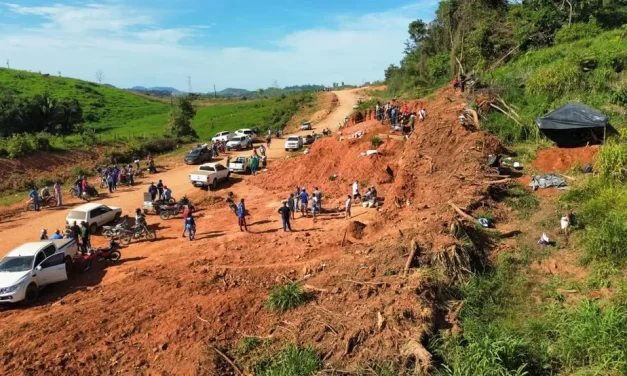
[80,240,122,272]
[69,186,99,201]
[119,222,156,245]
[159,203,184,220]
[25,195,57,211]
[102,216,130,240]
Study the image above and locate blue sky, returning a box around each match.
[0,1,439,91]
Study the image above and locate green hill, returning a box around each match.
[0,68,170,134]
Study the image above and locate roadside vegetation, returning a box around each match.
[370,0,627,374]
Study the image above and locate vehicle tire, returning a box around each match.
[69,188,76,198]
[23,283,38,305]
[47,197,58,208]
[146,231,156,240]
[81,259,92,273]
[246,168,251,175]
[65,257,73,276]
[212,179,218,190]
[114,213,121,221]
[89,223,98,235]
[108,250,121,263]
[120,234,131,245]
[167,198,175,204]
[285,148,288,152]
[103,230,113,240]
[160,212,170,220]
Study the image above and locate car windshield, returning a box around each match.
[235,157,247,163]
[68,210,87,220]
[287,136,300,141]
[231,137,243,141]
[187,150,200,156]
[0,256,34,272]
[199,165,215,172]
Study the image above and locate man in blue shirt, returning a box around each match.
[278,201,292,232]
[237,198,248,232]
[29,186,40,211]
[299,188,309,217]
[50,229,63,240]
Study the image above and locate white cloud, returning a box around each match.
[0,2,437,90]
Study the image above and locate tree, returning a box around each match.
[95,69,104,84]
[163,97,198,139]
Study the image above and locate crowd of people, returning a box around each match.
[374,102,427,135]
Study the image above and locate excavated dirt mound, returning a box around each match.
[256,123,402,201]
[532,145,599,172]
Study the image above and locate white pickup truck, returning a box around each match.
[0,239,79,304]
[189,163,230,190]
[228,156,251,174]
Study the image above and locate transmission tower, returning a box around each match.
[188,76,192,94]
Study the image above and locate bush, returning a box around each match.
[554,22,602,45]
[526,60,583,97]
[371,136,382,149]
[143,138,177,154]
[252,345,320,376]
[581,211,627,264]
[264,282,307,313]
[594,141,627,182]
[71,166,95,177]
[237,336,262,355]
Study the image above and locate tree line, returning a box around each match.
[0,92,84,137]
[386,0,627,94]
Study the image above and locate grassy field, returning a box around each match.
[0,68,315,143]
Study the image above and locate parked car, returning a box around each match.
[184,147,211,164]
[65,203,122,234]
[0,239,79,304]
[228,156,251,174]
[301,122,312,130]
[211,131,232,143]
[189,163,230,190]
[303,134,315,145]
[235,128,257,140]
[284,135,303,151]
[226,136,250,150]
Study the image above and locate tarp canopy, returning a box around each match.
[535,103,608,130]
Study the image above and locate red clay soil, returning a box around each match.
[0,87,509,375]
[532,145,599,172]
[0,149,103,191]
[256,122,402,202]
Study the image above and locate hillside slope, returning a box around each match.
[0,68,169,131]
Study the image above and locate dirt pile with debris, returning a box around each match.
[532,145,598,172]
[256,123,403,201]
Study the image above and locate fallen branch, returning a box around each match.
[212,347,243,376]
[341,228,348,247]
[483,178,512,184]
[304,284,329,293]
[559,173,576,181]
[404,239,419,276]
[197,315,210,323]
[489,103,524,127]
[447,201,477,222]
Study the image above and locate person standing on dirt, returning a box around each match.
[29,186,40,212]
[250,154,260,176]
[352,181,361,202]
[164,186,172,202]
[106,172,114,194]
[54,180,62,206]
[74,176,83,199]
[212,142,219,158]
[237,198,248,232]
[79,222,90,253]
[70,221,81,242]
[278,201,292,232]
[157,180,164,201]
[148,182,157,201]
[345,195,352,219]
[299,188,309,217]
[294,186,301,209]
[112,165,119,191]
[184,212,196,241]
[287,193,296,220]
[266,134,272,147]
[313,187,322,212]
[259,144,266,157]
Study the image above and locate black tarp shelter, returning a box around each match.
[535,103,608,147]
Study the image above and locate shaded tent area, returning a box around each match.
[535,103,609,147]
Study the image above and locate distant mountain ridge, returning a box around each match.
[129,86,184,96]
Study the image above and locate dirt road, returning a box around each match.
[0,89,362,375]
[0,89,359,253]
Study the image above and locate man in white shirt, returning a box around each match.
[352,181,361,202]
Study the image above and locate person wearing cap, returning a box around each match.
[237,198,248,232]
[39,229,48,240]
[157,180,164,201]
[278,200,292,232]
[164,185,172,202]
[148,182,157,201]
[50,229,63,240]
